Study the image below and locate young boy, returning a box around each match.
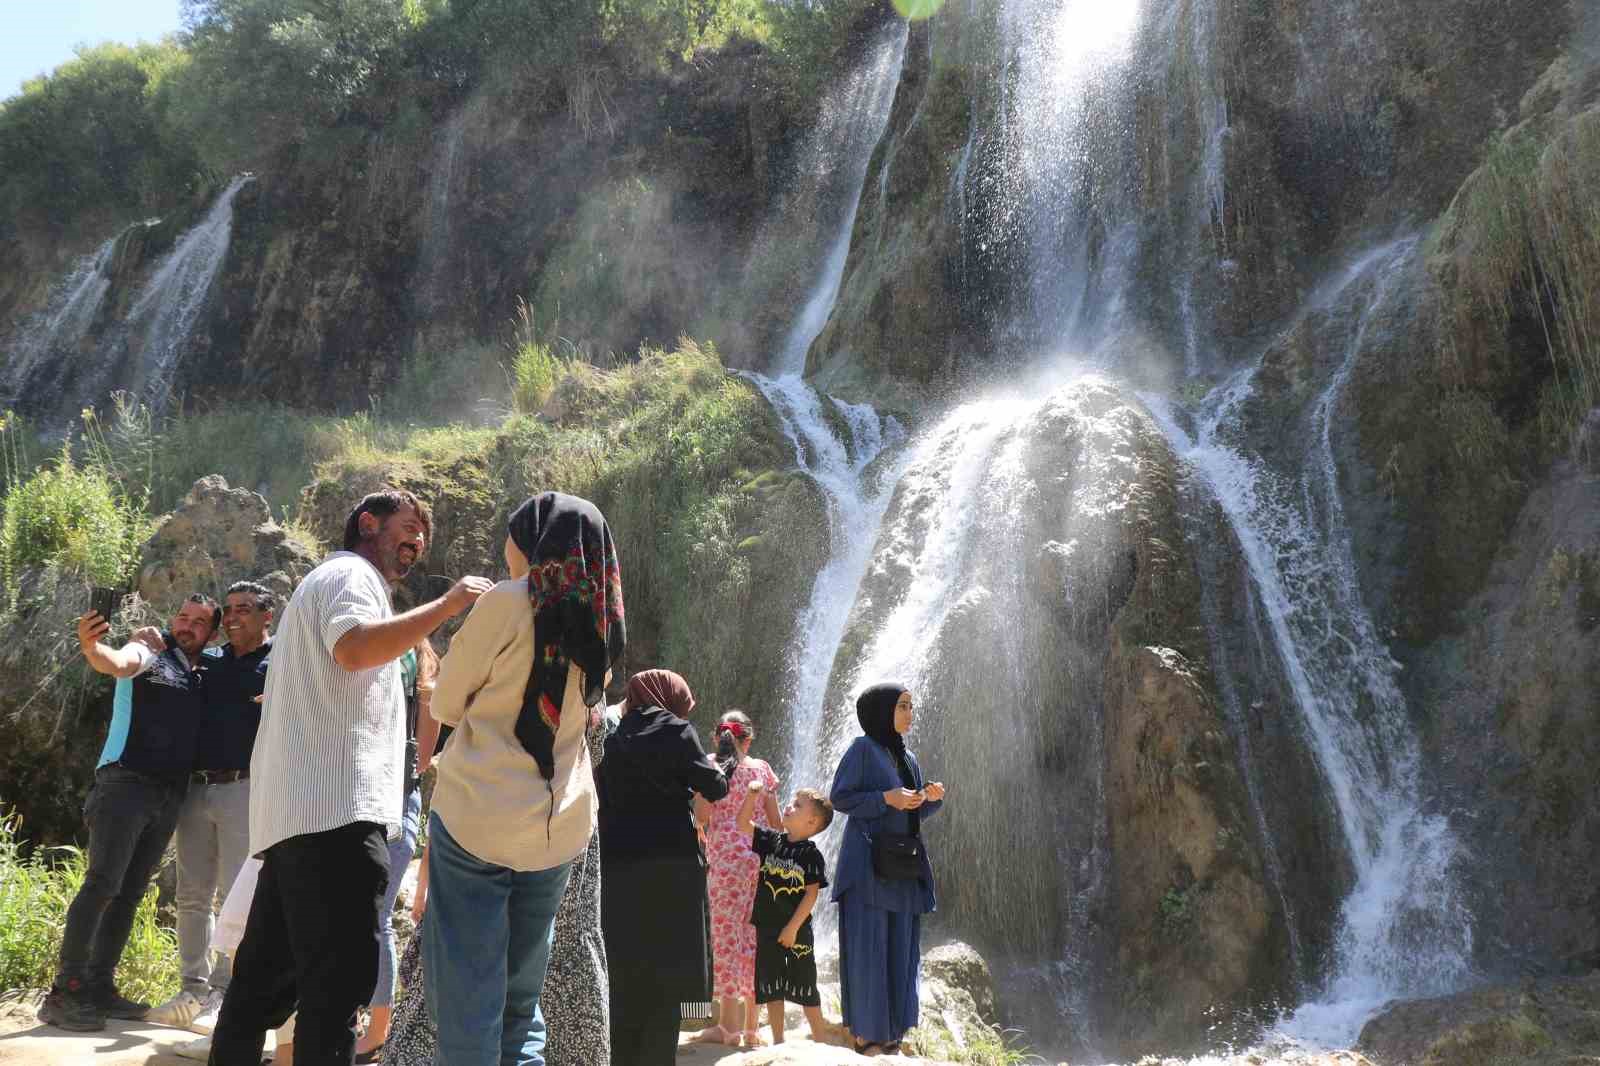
[736,778,834,1045]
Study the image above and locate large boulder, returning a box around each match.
[1358,973,1600,1066]
[819,378,1292,1057]
[137,475,318,611]
[916,942,1000,1051]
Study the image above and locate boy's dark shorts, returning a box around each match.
[754,920,819,1006]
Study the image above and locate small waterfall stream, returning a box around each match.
[740,19,908,794]
[124,174,255,405]
[1145,237,1474,1047]
[2,231,123,405]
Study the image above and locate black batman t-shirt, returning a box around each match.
[749,826,828,930]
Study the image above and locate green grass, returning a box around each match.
[904,1024,1043,1065]
[0,809,180,1003]
[1434,107,1600,440]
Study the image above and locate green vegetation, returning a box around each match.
[0,454,138,604]
[0,810,180,1001]
[0,40,202,229]
[1,0,881,239]
[904,1024,1042,1065]
[1431,106,1600,442]
[298,339,827,718]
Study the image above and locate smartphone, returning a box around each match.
[89,586,122,622]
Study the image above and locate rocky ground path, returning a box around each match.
[0,1011,953,1066]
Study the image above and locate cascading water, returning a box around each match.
[123,174,255,406]
[992,0,1144,346]
[417,106,469,317]
[1145,237,1474,1048]
[2,232,123,405]
[732,18,908,802]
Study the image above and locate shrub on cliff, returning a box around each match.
[0,453,134,603]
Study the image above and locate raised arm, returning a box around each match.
[77,613,152,679]
[332,577,491,672]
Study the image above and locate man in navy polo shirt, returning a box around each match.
[40,593,221,1033]
[150,581,275,1034]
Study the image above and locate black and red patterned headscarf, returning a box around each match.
[508,492,626,783]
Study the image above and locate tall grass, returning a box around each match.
[0,809,180,1002]
[1436,109,1600,438]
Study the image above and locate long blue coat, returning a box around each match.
[829,735,943,913]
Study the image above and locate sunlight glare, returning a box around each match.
[1050,0,1141,86]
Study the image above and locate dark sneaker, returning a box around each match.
[38,987,106,1032]
[92,983,152,1020]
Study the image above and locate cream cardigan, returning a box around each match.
[430,577,595,871]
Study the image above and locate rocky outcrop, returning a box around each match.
[138,475,319,610]
[821,379,1289,1057]
[916,942,1001,1053]
[1358,973,1600,1066]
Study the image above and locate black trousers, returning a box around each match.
[209,821,388,1066]
[56,767,185,991]
[608,998,680,1066]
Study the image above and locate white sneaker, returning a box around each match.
[190,988,225,1034]
[174,1034,212,1061]
[147,989,204,1028]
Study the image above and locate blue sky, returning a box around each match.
[3,0,183,99]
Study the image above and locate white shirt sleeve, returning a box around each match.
[321,564,389,657]
[127,641,157,676]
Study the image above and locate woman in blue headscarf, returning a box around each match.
[829,683,947,1056]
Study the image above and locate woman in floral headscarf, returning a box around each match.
[598,669,728,1065]
[424,492,625,1066]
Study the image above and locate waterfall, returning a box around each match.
[992,0,1143,346]
[124,175,254,406]
[2,233,122,406]
[417,106,470,317]
[743,19,908,794]
[1145,237,1474,1047]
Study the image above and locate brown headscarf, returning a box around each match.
[625,669,696,719]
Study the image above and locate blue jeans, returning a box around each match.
[371,787,421,1008]
[423,812,572,1066]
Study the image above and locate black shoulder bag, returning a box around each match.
[871,806,923,881]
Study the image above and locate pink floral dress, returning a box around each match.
[705,757,779,1001]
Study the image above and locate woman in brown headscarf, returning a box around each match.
[598,669,728,1064]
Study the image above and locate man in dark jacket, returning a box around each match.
[39,593,220,1032]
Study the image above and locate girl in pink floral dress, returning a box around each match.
[693,710,781,1048]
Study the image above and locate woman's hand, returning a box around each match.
[883,788,925,811]
[923,782,945,802]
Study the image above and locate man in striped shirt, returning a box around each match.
[209,490,491,1066]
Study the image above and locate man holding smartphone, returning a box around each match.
[39,593,221,1033]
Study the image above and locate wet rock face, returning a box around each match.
[824,378,1289,1056]
[1410,463,1600,974]
[1358,973,1600,1066]
[138,475,318,611]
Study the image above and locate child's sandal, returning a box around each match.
[740,1029,768,1048]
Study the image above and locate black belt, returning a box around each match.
[191,769,249,785]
